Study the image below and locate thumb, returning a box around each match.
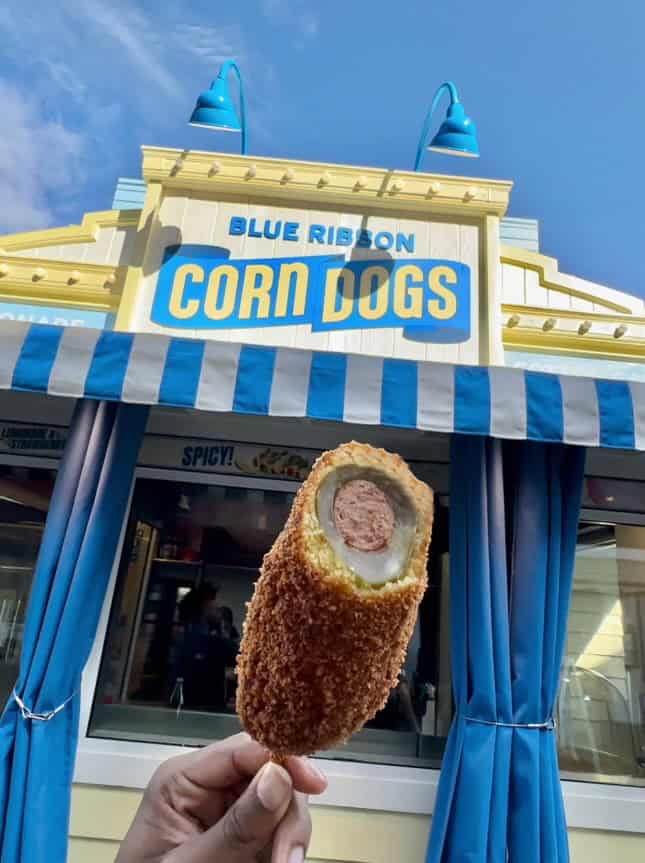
[178,761,293,862]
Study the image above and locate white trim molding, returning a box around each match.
[73,735,645,833]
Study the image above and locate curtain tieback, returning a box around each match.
[464,715,557,731]
[12,689,78,722]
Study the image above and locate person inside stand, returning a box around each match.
[366,669,420,733]
[207,605,241,712]
[168,584,220,710]
[216,604,240,642]
[213,605,241,710]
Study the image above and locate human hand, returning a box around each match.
[116,732,327,863]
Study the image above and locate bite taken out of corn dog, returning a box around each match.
[236,441,434,758]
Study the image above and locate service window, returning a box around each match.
[0,464,56,707]
[89,470,645,782]
[557,476,645,786]
[89,473,451,768]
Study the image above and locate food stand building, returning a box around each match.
[0,148,644,862]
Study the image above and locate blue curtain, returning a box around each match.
[0,399,148,863]
[427,435,586,863]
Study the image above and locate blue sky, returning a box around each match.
[0,1,642,296]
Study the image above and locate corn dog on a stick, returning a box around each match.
[236,441,434,757]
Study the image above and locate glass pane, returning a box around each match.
[90,478,452,768]
[558,520,645,786]
[0,465,56,706]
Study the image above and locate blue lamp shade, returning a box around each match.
[429,102,479,158]
[189,76,241,132]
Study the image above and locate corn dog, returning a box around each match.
[236,441,434,757]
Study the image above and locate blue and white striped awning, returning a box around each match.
[0,321,642,450]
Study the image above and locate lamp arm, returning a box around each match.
[214,59,248,155]
[413,81,460,172]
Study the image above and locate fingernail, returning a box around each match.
[307,760,327,785]
[257,762,291,811]
[288,846,305,863]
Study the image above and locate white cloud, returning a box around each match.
[67,0,183,100]
[0,1,280,232]
[0,80,85,233]
[176,24,246,63]
[42,61,87,103]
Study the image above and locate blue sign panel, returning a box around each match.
[151,244,471,343]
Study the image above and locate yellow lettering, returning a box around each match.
[204,265,238,321]
[358,266,389,321]
[322,267,354,323]
[239,264,274,320]
[169,264,203,320]
[428,266,458,320]
[393,265,424,319]
[276,262,308,318]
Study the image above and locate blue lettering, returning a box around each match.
[248,218,262,239]
[375,231,394,250]
[182,446,193,466]
[228,216,415,253]
[192,446,204,467]
[357,229,372,248]
[229,217,246,236]
[208,447,220,466]
[396,233,415,253]
[263,220,282,240]
[284,222,299,241]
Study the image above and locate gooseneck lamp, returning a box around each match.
[189,60,248,155]
[414,81,479,170]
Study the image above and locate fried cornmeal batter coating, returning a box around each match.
[236,441,434,757]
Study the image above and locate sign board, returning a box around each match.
[0,423,315,480]
[0,302,108,329]
[138,437,316,481]
[131,196,481,364]
[0,423,67,454]
[0,423,446,490]
[151,238,471,343]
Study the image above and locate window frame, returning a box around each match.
[0,453,642,833]
[0,451,60,709]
